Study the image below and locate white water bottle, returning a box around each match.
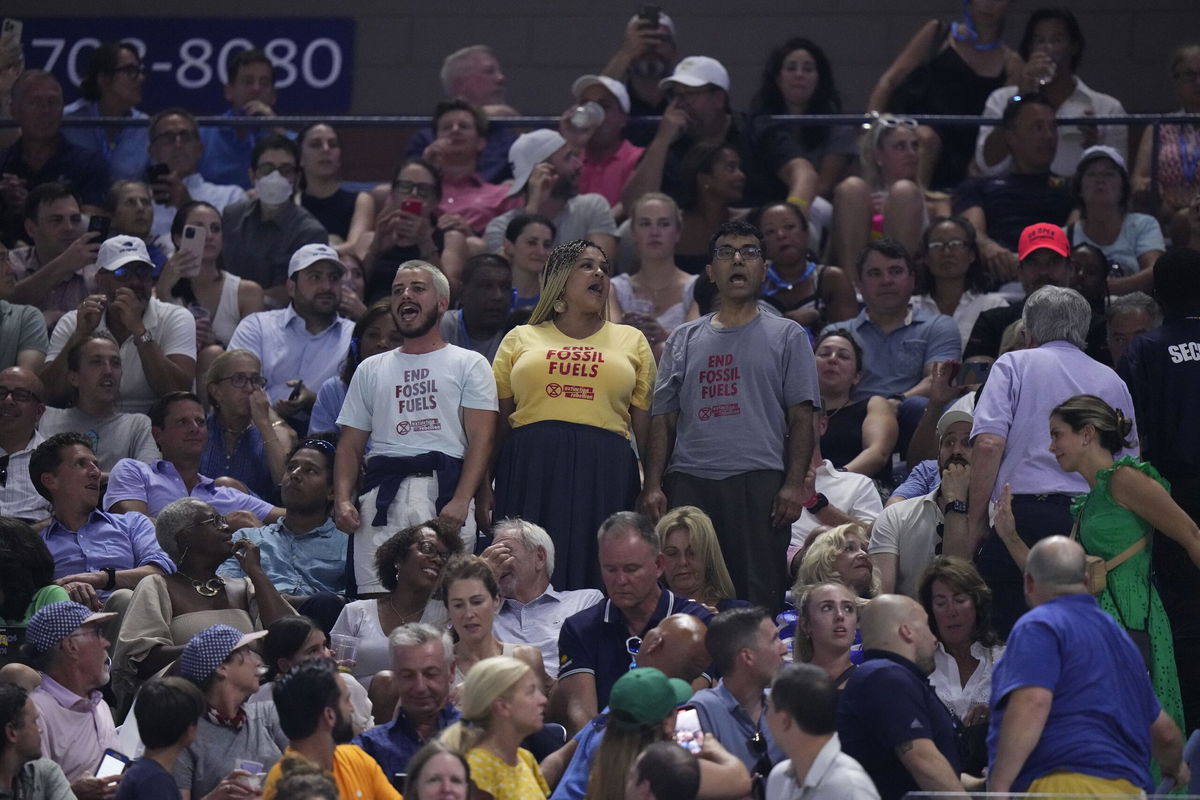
[570,101,604,129]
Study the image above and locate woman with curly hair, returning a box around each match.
[492,240,655,589]
[797,523,881,600]
[329,519,462,687]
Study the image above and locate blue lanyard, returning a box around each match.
[950,0,1001,51]
[1178,127,1200,184]
[763,261,816,297]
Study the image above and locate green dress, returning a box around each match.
[1071,456,1185,732]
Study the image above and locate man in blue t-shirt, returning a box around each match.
[838,594,965,800]
[987,536,1187,794]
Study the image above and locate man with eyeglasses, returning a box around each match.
[0,366,51,524]
[221,134,327,307]
[63,41,150,182]
[620,55,821,222]
[482,129,617,258]
[105,390,283,524]
[218,438,347,631]
[41,235,196,413]
[640,220,819,612]
[146,108,247,239]
[31,431,173,610]
[22,601,122,798]
[869,404,974,598]
[38,331,160,475]
[228,243,354,431]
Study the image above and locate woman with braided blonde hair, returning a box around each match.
[993,393,1196,733]
[491,240,656,590]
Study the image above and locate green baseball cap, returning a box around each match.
[609,667,694,730]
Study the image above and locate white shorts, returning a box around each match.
[352,474,476,593]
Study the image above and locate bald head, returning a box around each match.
[0,367,47,442]
[860,595,925,651]
[1025,536,1088,604]
[637,613,709,682]
[0,366,44,395]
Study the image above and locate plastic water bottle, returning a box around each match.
[570,101,604,130]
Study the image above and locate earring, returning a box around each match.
[553,299,567,314]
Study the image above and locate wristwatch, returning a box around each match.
[132,329,155,347]
[945,500,969,515]
[805,492,830,515]
[101,567,117,591]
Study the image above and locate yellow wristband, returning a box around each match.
[786,195,810,210]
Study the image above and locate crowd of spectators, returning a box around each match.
[0,7,1199,800]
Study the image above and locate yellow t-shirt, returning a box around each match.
[466,747,550,800]
[492,321,655,438]
[262,746,402,800]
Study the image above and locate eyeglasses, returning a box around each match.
[712,244,763,262]
[935,523,944,556]
[0,387,41,403]
[392,179,437,199]
[926,240,968,253]
[746,730,773,779]
[109,263,152,280]
[414,540,451,562]
[626,636,641,670]
[299,437,337,455]
[185,513,229,532]
[214,373,268,389]
[254,163,298,180]
[113,64,145,78]
[152,130,197,145]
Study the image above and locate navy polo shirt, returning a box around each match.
[558,588,712,708]
[353,704,459,781]
[0,135,111,208]
[838,649,961,800]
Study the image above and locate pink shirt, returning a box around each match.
[579,139,644,206]
[9,245,95,315]
[31,673,118,781]
[437,173,519,234]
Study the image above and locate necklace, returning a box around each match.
[387,595,424,624]
[176,569,225,597]
[824,398,851,420]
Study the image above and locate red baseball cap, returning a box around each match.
[1018,223,1070,261]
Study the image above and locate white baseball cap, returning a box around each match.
[659,56,730,92]
[572,74,631,114]
[288,243,343,279]
[507,129,567,197]
[96,235,153,272]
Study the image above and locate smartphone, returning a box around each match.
[179,224,206,275]
[147,163,171,202]
[0,19,22,47]
[673,707,703,754]
[399,198,423,217]
[638,4,661,27]
[87,215,111,242]
[960,360,992,387]
[392,773,408,791]
[96,748,130,778]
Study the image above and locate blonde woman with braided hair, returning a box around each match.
[438,655,549,799]
[492,240,656,590]
[993,393,1196,734]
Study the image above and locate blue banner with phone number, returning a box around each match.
[18,17,355,113]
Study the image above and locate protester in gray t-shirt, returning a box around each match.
[38,332,160,472]
[640,220,820,612]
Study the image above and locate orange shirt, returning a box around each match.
[262,745,402,800]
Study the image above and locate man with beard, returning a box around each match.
[31,431,172,609]
[438,254,513,362]
[265,659,400,799]
[838,595,965,800]
[964,224,1105,362]
[639,221,819,612]
[599,11,680,146]
[22,601,121,797]
[218,438,346,631]
[482,129,617,258]
[229,243,354,432]
[42,235,196,413]
[333,260,497,593]
[870,405,974,597]
[38,332,160,474]
[967,285,1137,636]
[481,517,603,676]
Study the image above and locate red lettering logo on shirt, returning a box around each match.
[562,385,595,401]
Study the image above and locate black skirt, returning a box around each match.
[494,420,640,591]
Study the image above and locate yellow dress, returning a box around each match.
[466,747,550,800]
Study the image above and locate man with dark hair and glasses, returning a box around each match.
[32,431,172,610]
[42,234,197,413]
[641,220,820,612]
[218,437,347,631]
[39,331,161,474]
[221,133,327,306]
[146,108,247,239]
[0,366,50,523]
[22,601,121,798]
[869,403,974,597]
[105,390,283,525]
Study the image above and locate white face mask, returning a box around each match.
[255,170,293,206]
